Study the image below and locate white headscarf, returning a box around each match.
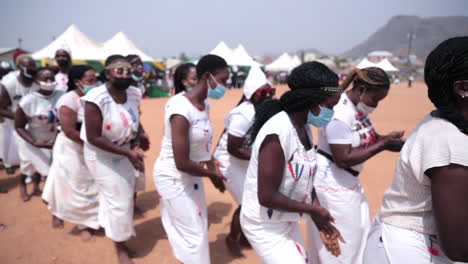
[243,65,268,99]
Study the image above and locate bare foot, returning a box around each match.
[225,235,244,258]
[80,228,95,242]
[19,186,30,202]
[52,216,64,229]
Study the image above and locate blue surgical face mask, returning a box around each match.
[132,73,144,82]
[82,84,97,94]
[207,74,226,100]
[307,106,334,127]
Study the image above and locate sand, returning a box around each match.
[0,81,434,264]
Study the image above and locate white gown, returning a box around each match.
[42,91,99,229]
[80,85,142,242]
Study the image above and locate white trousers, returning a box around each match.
[160,184,210,264]
[241,214,309,264]
[84,143,135,242]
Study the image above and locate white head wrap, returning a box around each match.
[243,65,268,99]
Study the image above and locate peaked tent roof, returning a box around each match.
[32,24,102,60]
[210,41,234,64]
[230,44,261,66]
[376,58,399,72]
[356,58,377,69]
[265,53,295,72]
[33,25,155,61]
[290,55,302,69]
[101,32,154,61]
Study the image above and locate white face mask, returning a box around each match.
[39,81,57,91]
[356,102,375,115]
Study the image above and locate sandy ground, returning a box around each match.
[0,81,434,264]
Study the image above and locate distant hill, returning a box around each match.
[342,15,468,59]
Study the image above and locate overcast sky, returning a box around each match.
[1,0,467,58]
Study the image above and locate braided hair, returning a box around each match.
[174,63,196,94]
[341,67,390,92]
[247,61,339,145]
[425,37,468,133]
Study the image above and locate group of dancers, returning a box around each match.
[1,36,467,264]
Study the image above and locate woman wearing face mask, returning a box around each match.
[306,67,405,264]
[81,55,146,264]
[153,54,229,264]
[173,63,197,94]
[363,37,468,264]
[240,62,344,264]
[213,65,275,256]
[0,55,39,201]
[126,55,146,96]
[15,67,64,198]
[42,65,99,239]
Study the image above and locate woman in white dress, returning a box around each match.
[306,67,405,264]
[240,62,345,264]
[214,65,275,256]
[42,65,100,239]
[15,67,63,199]
[0,55,38,201]
[363,37,468,263]
[81,55,148,264]
[153,54,229,264]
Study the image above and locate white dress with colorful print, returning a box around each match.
[307,92,373,264]
[80,85,141,242]
[241,111,316,264]
[153,93,213,264]
[42,91,99,229]
[17,90,63,176]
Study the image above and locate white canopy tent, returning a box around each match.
[33,25,155,61]
[101,32,154,61]
[32,24,102,60]
[265,53,298,72]
[356,58,377,69]
[231,44,262,66]
[210,41,235,64]
[166,58,183,69]
[290,55,302,69]
[210,42,261,66]
[376,58,399,72]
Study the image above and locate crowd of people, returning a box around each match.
[0,37,467,264]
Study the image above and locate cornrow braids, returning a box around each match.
[341,67,390,92]
[425,37,468,134]
[246,62,339,145]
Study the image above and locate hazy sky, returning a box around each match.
[1,0,467,58]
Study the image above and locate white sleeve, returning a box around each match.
[227,114,250,137]
[418,131,468,179]
[56,92,79,113]
[165,96,191,122]
[325,119,353,145]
